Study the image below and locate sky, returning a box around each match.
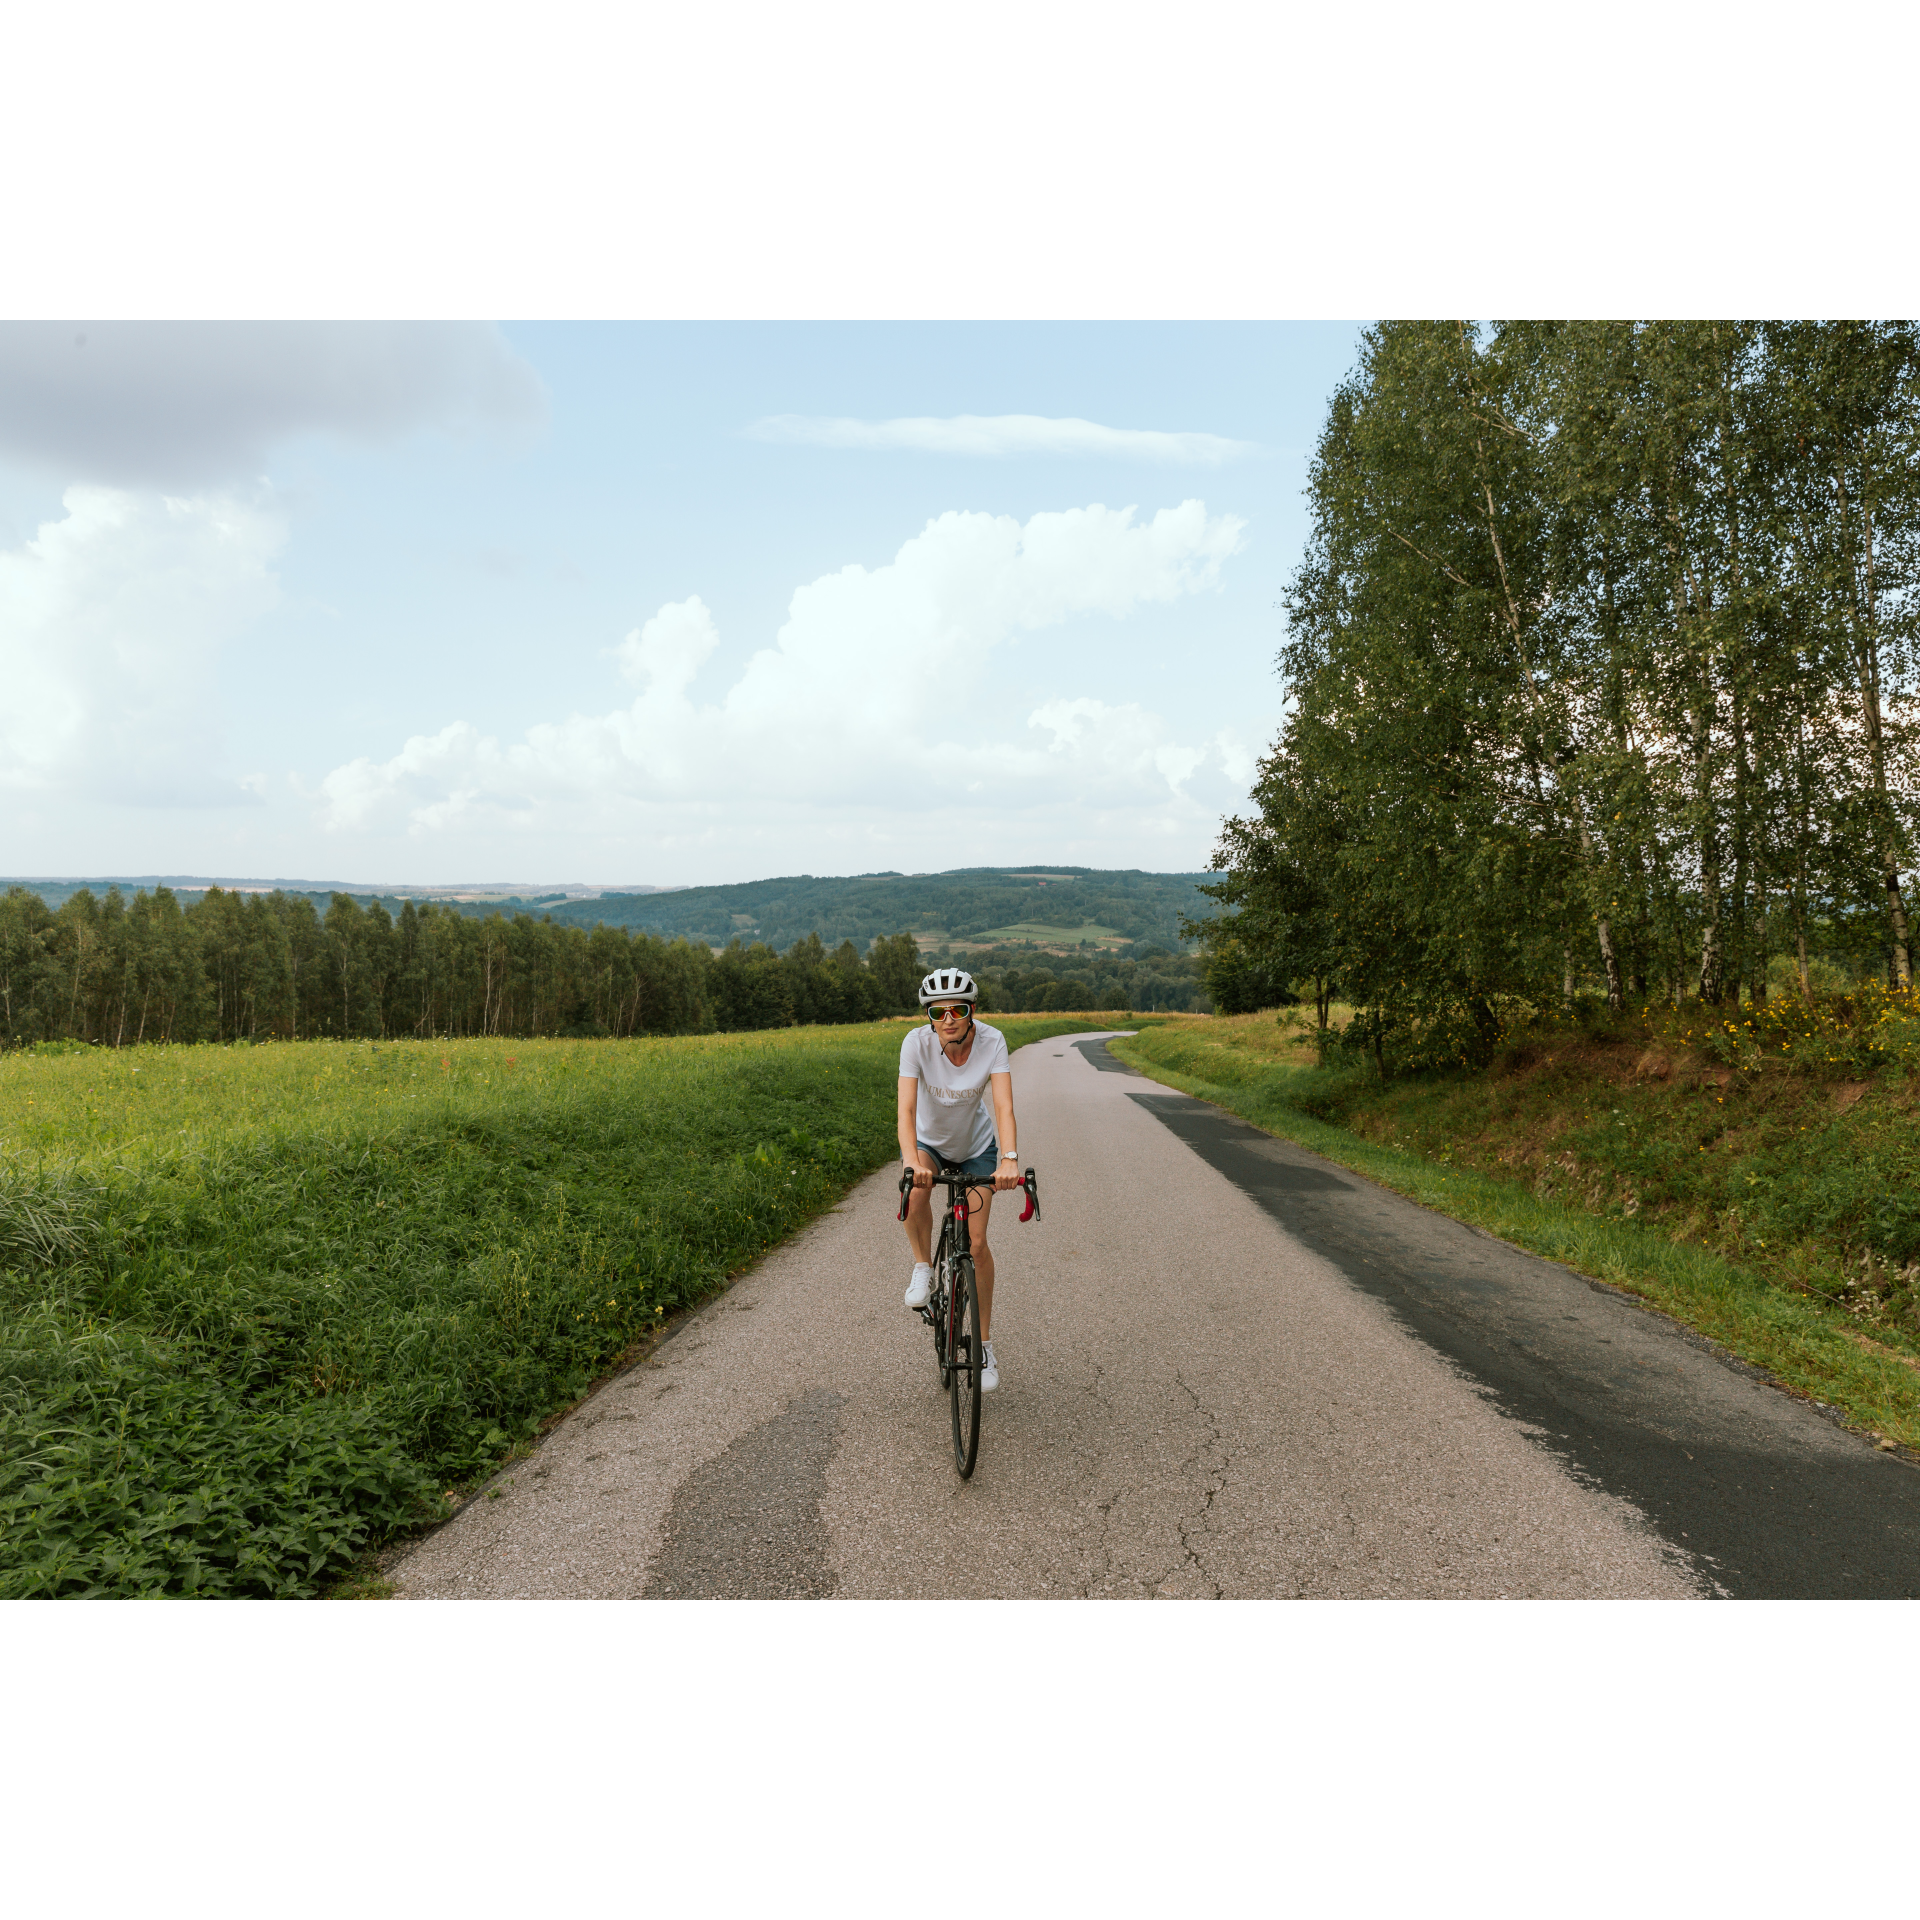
[0,321,1366,888]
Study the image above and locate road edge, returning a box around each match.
[1106,1035,1920,1464]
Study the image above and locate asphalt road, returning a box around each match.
[392,1033,1919,1600]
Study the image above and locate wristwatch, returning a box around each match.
[1000,1152,1020,1161]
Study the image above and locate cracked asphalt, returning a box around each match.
[391,1032,1915,1600]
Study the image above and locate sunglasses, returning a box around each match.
[929,1005,972,1023]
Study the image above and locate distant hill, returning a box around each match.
[0,878,672,916]
[2,867,1218,953]
[547,867,1218,952]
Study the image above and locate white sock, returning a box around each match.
[912,1261,932,1278]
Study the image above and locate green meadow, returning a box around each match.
[966,922,1128,947]
[0,1016,1117,1598]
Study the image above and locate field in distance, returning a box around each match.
[960,922,1128,949]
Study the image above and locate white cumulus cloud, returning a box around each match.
[610,595,722,697]
[317,499,1251,855]
[745,413,1257,463]
[0,485,285,807]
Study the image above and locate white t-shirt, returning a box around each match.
[899,1019,1010,1162]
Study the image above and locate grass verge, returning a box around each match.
[0,1014,1131,1598]
[1110,1018,1920,1453]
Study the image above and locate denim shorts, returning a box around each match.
[917,1139,999,1184]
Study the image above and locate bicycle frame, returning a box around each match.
[897,1157,1040,1477]
[898,1161,980,1370]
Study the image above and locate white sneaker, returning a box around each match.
[980,1341,999,1392]
[904,1263,932,1309]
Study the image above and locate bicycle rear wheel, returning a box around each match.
[949,1254,982,1478]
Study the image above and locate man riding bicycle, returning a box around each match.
[899,967,1023,1393]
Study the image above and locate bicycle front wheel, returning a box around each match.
[932,1222,953,1390]
[949,1254,982,1479]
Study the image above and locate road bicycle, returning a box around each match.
[897,1157,1041,1478]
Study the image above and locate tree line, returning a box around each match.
[965,949,1208,1014]
[1202,322,1919,1067]
[0,884,932,1047]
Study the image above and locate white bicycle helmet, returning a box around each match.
[918,967,979,1008]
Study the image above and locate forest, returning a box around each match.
[1201,322,1919,1066]
[946,943,1206,1014]
[0,885,935,1045]
[0,883,1206,1046]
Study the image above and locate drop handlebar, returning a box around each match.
[895,1164,1041,1224]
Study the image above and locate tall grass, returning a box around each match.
[0,1016,1118,1597]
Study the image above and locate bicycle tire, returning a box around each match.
[949,1253,982,1478]
[932,1218,953,1390]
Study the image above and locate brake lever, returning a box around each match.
[896,1168,914,1223]
[1018,1167,1041,1224]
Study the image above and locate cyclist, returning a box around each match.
[899,966,1023,1393]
